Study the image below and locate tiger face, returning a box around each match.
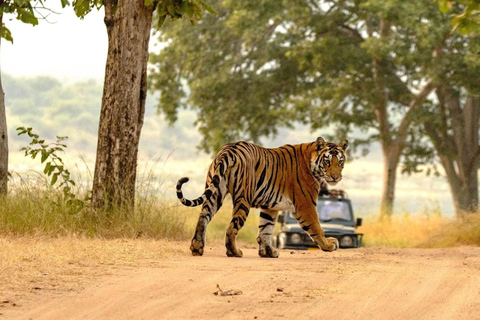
[311,137,348,186]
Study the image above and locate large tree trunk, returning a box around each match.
[0,12,8,196]
[91,0,154,211]
[425,88,479,217]
[379,147,401,218]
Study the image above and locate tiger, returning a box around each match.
[176,137,348,258]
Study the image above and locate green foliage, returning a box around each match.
[439,0,480,34]
[154,0,217,28]
[148,0,458,154]
[16,126,86,212]
[71,0,216,27]
[150,0,311,153]
[149,0,480,197]
[0,0,70,42]
[71,0,101,18]
[401,124,440,177]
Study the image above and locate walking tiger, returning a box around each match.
[176,137,348,258]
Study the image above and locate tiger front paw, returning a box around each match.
[257,237,279,258]
[321,237,340,252]
[190,239,205,256]
[226,248,243,257]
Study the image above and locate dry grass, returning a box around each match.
[358,214,446,248]
[0,184,260,244]
[0,237,189,303]
[422,213,480,248]
[358,212,480,248]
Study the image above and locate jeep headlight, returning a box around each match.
[290,233,302,244]
[340,235,354,247]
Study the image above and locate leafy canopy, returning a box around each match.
[1,0,216,42]
[72,0,216,27]
[439,0,480,34]
[0,0,69,43]
[149,0,464,155]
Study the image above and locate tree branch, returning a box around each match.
[394,79,435,147]
[337,24,364,41]
[469,146,480,173]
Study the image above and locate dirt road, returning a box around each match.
[5,245,480,319]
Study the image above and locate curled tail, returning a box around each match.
[176,175,220,207]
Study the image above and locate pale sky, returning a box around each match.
[1,4,107,81]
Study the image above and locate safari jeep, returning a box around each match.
[275,190,363,249]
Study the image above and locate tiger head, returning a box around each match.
[310,137,348,186]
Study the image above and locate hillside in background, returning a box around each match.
[4,74,454,216]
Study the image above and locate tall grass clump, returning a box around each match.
[0,178,260,243]
[1,153,258,242]
[0,175,188,239]
[0,127,192,239]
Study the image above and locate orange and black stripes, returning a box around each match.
[177,137,348,257]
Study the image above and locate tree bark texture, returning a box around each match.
[379,147,400,219]
[91,0,154,211]
[425,88,479,217]
[0,12,8,195]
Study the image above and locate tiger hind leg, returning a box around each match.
[190,193,223,256]
[225,198,250,257]
[257,209,279,258]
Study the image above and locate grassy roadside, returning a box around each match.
[1,184,479,248]
[0,183,260,243]
[358,213,480,248]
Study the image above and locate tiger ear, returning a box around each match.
[339,139,348,150]
[316,137,326,151]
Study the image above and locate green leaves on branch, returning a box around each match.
[1,0,70,42]
[439,0,480,34]
[70,0,216,26]
[17,127,86,212]
[1,24,13,42]
[151,0,217,28]
[72,0,101,19]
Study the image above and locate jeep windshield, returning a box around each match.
[317,199,353,222]
[283,199,353,224]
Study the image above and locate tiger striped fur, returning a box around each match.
[176,137,348,258]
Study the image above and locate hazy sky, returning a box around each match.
[1,4,107,81]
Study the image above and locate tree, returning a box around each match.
[0,0,69,195]
[400,14,480,217]
[149,0,453,217]
[72,0,215,211]
[424,91,479,216]
[413,35,479,216]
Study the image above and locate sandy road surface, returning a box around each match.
[5,245,480,320]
